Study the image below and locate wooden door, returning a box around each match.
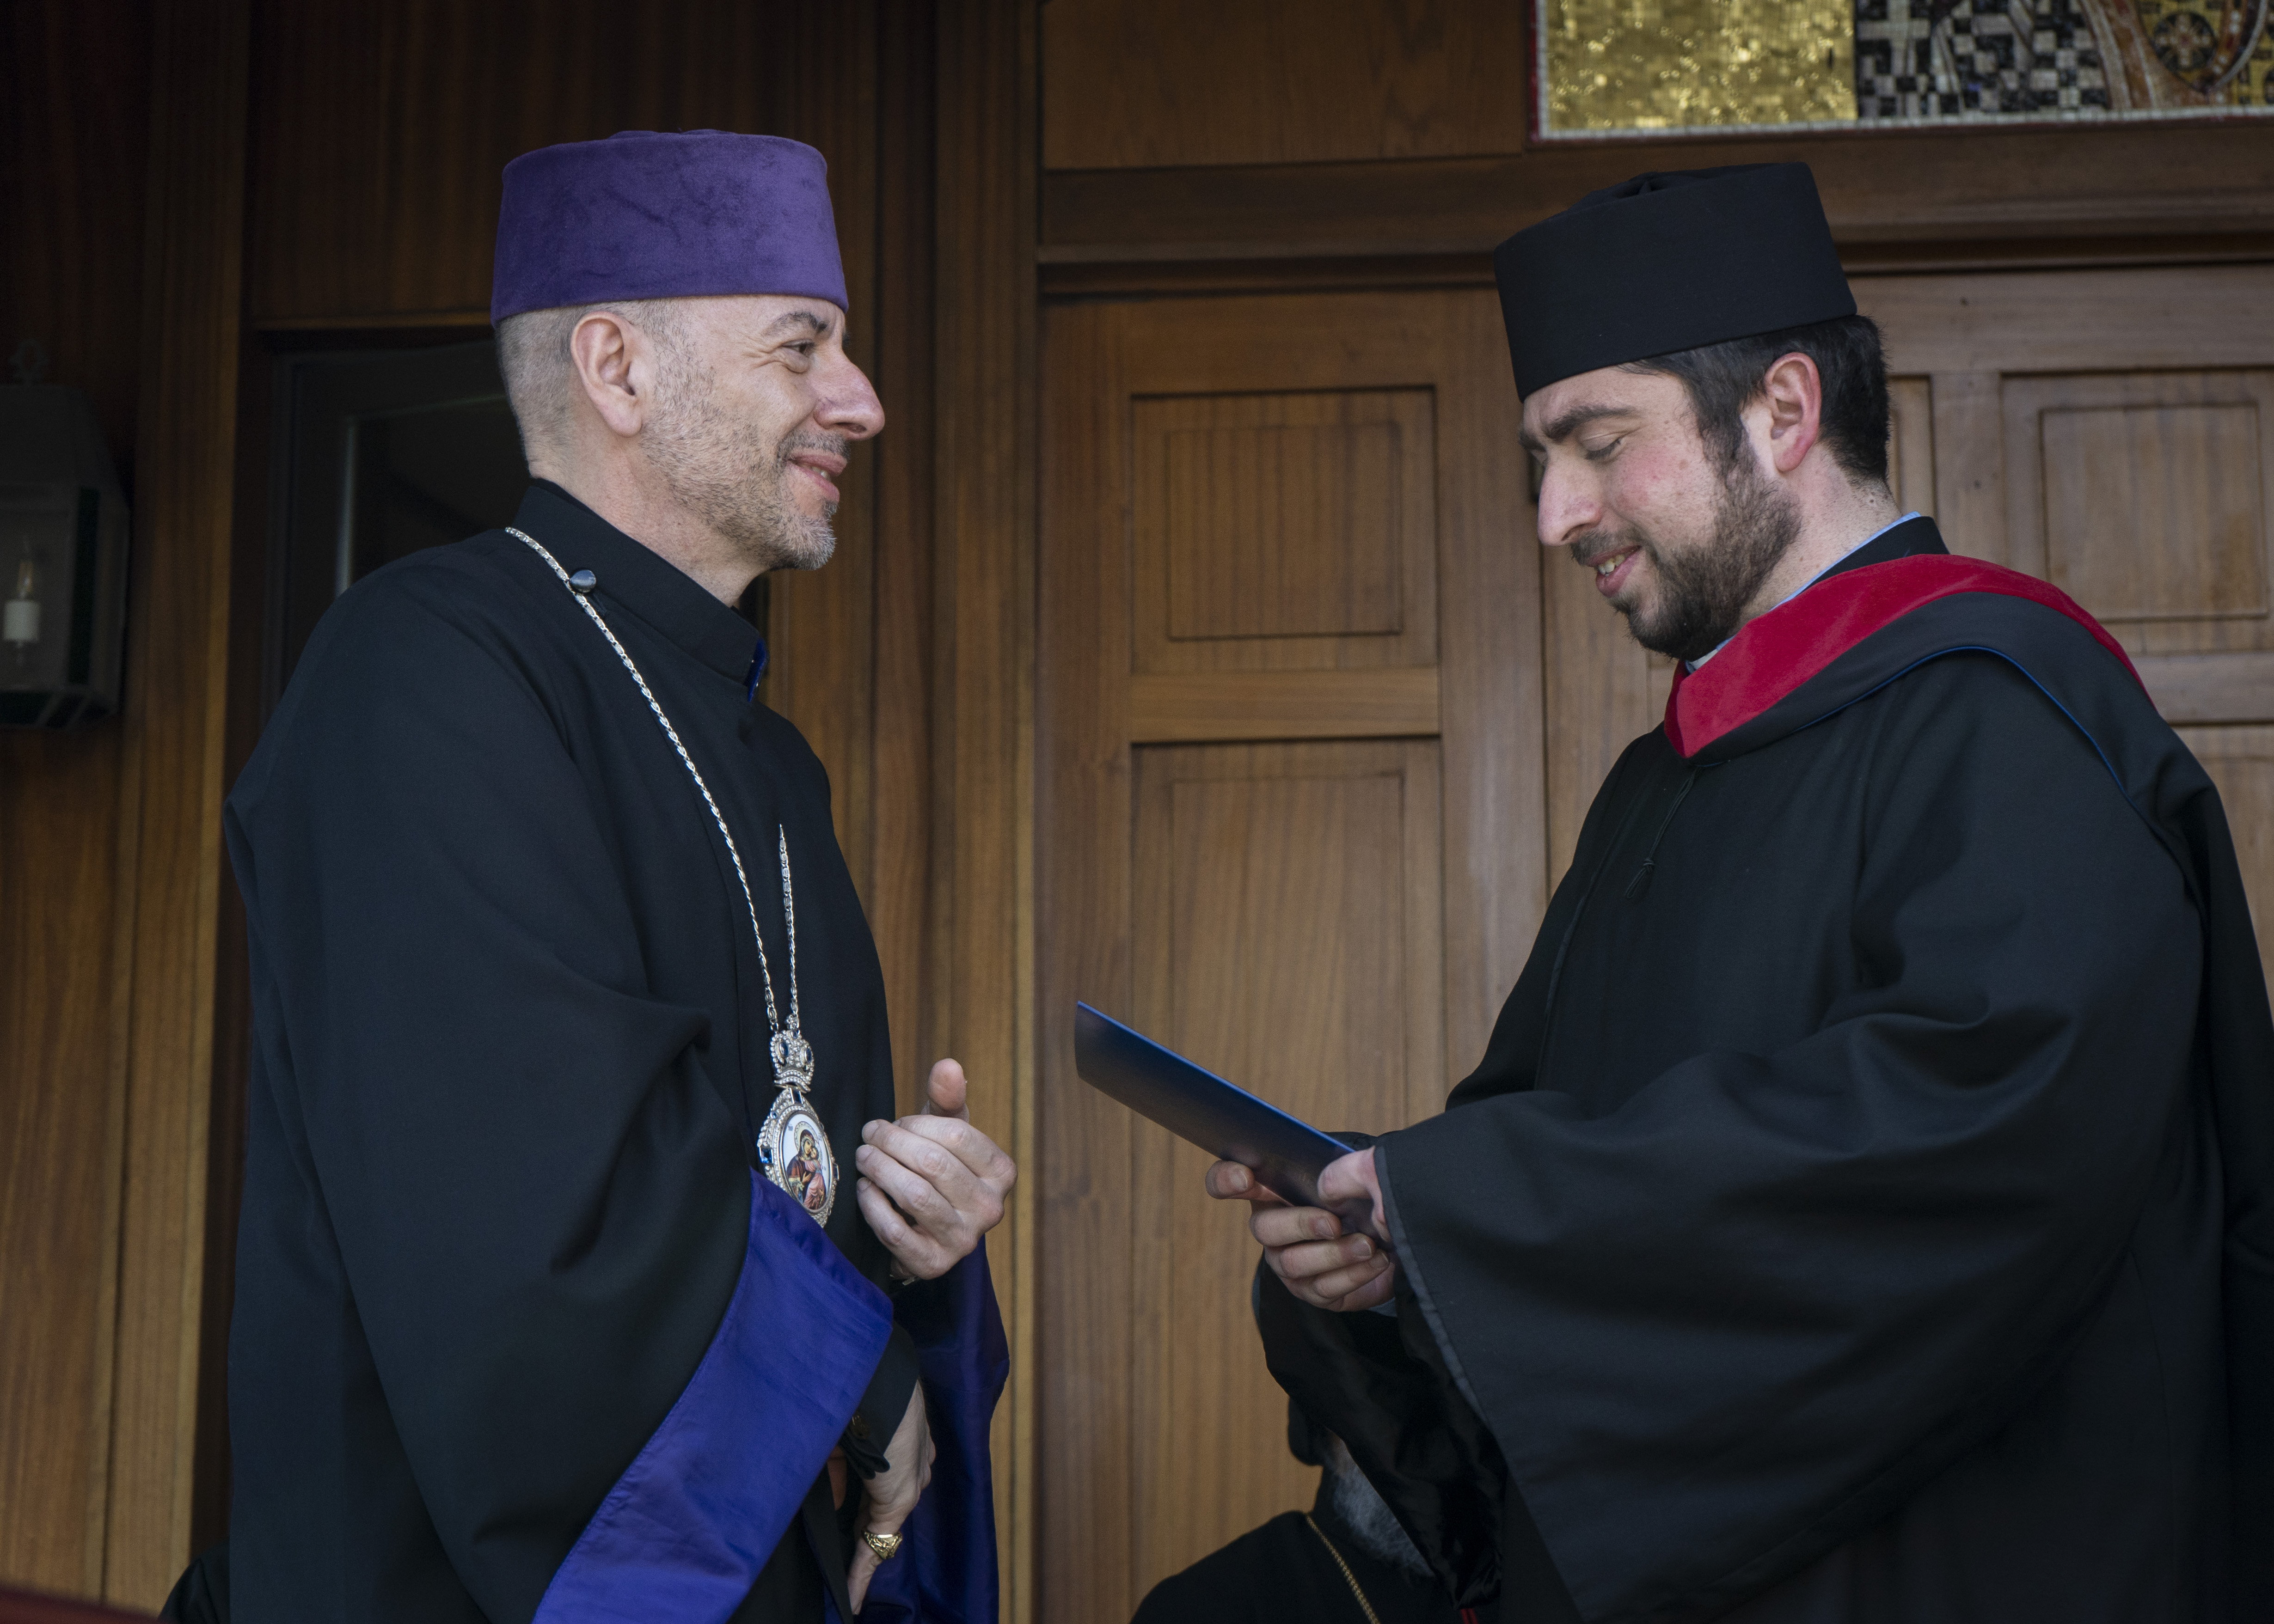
[1036,290,1536,1620]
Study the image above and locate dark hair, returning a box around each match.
[1624,312,1890,487]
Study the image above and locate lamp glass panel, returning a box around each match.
[0,483,78,693]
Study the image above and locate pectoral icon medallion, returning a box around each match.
[757,1030,835,1226]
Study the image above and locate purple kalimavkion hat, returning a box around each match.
[490,130,847,325]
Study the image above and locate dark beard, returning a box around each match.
[1594,457,1802,663]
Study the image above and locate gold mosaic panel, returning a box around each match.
[1534,0,2274,136]
[1541,0,1857,133]
[2117,0,2274,105]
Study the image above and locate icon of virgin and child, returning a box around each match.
[785,1127,829,1216]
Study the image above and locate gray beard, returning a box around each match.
[641,357,841,576]
[1323,1436,1432,1580]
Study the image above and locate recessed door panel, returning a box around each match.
[1128,740,1443,1587]
[1040,288,1531,1621]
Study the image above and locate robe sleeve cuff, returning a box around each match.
[844,1322,920,1478]
[532,1171,893,1624]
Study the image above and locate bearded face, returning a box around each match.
[1572,446,1801,665]
[641,323,849,577]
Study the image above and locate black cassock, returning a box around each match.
[1263,518,2274,1623]
[226,483,953,1623]
[1130,1477,1464,1624]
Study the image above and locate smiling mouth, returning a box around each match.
[1580,545,1643,598]
[786,456,844,501]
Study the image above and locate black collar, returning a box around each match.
[510,482,762,684]
[1819,511,1948,583]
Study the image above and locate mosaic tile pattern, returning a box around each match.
[1532,0,2274,136]
[1854,0,2111,117]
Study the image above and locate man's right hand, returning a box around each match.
[1204,1151,1396,1312]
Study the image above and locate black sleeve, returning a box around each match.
[229,574,771,1621]
[1257,1265,1510,1608]
[843,1323,921,1477]
[1379,658,2204,1619]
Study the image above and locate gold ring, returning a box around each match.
[863,1530,903,1562]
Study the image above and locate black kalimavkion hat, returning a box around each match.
[1493,162,1855,397]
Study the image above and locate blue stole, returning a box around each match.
[532,1172,1006,1623]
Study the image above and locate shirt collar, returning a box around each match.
[511,482,764,685]
[1688,511,1925,670]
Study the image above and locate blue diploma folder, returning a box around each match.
[1073,1002,1372,1232]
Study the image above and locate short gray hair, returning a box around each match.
[496,298,685,463]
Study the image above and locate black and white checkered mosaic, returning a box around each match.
[1854,0,2113,116]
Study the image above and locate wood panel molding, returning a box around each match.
[101,0,250,1605]
[1130,669,1440,742]
[1042,128,2274,265]
[1865,266,2274,377]
[1042,0,1524,171]
[0,0,150,1602]
[934,2,1040,1617]
[2137,652,2274,725]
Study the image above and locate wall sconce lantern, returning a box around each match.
[0,382,130,729]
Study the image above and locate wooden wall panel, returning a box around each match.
[0,0,151,1602]
[101,0,251,1603]
[0,735,129,1601]
[1042,0,1525,171]
[1159,408,1406,642]
[1887,376,1936,519]
[2180,726,2274,974]
[1041,126,2274,266]
[2007,372,2274,654]
[933,2,1040,1615]
[246,1,870,323]
[867,3,942,1118]
[1134,389,1436,672]
[1128,740,1443,1588]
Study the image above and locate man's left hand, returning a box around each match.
[856,1058,1017,1279]
[1206,1146,1394,1312]
[847,1381,934,1613]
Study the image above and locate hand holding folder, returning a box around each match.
[1072,1002,1385,1244]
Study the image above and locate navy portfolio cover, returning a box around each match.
[1073,1002,1375,1234]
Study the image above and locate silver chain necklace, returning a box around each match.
[509,525,837,1226]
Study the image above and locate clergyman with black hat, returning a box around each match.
[209,132,1013,1624]
[1208,163,2274,1622]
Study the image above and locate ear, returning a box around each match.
[566,310,661,441]
[1756,351,1823,476]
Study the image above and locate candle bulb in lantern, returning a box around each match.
[2,557,40,664]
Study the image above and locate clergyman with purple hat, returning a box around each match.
[207,130,1013,1624]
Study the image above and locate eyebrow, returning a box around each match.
[763,309,835,342]
[1518,401,1639,457]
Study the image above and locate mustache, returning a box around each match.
[775,430,851,469]
[1569,528,1650,570]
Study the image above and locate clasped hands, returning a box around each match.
[1205,1144,1396,1312]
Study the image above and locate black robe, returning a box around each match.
[1263,518,2274,1623]
[1130,1475,1465,1624]
[225,483,926,1623]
